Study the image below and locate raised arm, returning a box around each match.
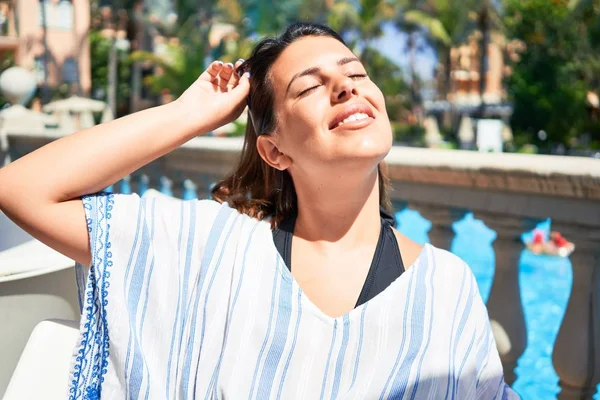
[0,61,249,266]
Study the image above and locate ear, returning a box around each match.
[256,135,292,171]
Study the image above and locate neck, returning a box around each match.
[293,168,381,246]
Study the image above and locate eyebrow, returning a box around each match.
[285,56,361,95]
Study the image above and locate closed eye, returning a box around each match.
[298,85,319,97]
[297,74,368,97]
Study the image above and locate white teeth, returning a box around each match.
[336,112,370,127]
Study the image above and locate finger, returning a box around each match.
[230,72,250,103]
[228,59,245,89]
[218,63,235,90]
[199,61,224,82]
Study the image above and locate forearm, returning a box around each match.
[0,101,201,205]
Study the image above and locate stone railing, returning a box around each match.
[5,133,600,399]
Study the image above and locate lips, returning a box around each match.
[328,102,375,130]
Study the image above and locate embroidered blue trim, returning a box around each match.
[69,192,114,400]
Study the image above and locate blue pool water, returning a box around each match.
[394,209,599,400]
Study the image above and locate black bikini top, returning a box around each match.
[272,207,405,308]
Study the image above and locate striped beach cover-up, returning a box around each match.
[69,192,519,399]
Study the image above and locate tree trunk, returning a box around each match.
[108,35,117,117]
[478,5,490,118]
[408,32,421,120]
[40,0,50,104]
[442,48,451,101]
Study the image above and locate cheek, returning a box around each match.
[282,105,326,142]
[368,85,388,115]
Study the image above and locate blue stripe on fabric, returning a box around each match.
[84,195,106,389]
[255,267,294,400]
[410,261,436,400]
[138,199,158,400]
[349,303,368,391]
[472,323,488,391]
[319,319,339,400]
[275,290,303,399]
[192,214,241,395]
[330,315,350,399]
[196,214,241,356]
[248,257,283,400]
[379,267,417,400]
[122,199,148,399]
[171,200,197,394]
[456,329,477,389]
[128,198,157,400]
[98,194,117,397]
[494,375,504,399]
[442,267,467,400]
[502,383,511,400]
[165,200,186,397]
[389,260,429,398]
[476,329,493,389]
[450,273,476,399]
[181,205,233,399]
[206,223,260,397]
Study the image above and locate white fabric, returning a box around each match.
[69,193,519,399]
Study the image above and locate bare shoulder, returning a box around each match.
[391,228,424,270]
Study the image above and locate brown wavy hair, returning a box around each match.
[211,22,391,226]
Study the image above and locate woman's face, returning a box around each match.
[267,36,393,177]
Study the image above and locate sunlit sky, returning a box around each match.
[371,22,438,81]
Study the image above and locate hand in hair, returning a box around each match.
[0,58,249,267]
[176,59,250,133]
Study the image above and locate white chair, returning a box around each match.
[3,320,79,400]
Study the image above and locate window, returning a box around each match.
[56,0,73,29]
[38,0,73,30]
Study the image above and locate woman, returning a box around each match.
[0,23,517,399]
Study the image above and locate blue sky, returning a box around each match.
[371,22,437,81]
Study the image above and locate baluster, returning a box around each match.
[410,203,468,250]
[119,175,132,194]
[182,179,198,200]
[160,176,173,197]
[481,213,541,385]
[552,223,600,400]
[138,174,149,196]
[390,200,408,228]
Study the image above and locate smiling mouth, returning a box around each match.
[331,112,374,130]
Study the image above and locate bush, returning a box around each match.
[391,122,426,146]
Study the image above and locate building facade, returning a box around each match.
[0,0,91,97]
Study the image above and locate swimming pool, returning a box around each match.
[394,209,599,400]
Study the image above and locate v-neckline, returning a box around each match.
[274,215,404,309]
[263,220,430,325]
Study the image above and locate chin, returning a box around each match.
[347,128,392,158]
[336,137,391,164]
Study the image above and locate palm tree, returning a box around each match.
[129,0,252,99]
[400,0,502,106]
[129,21,210,98]
[394,0,450,112]
[327,0,396,62]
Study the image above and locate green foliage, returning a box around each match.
[503,0,597,150]
[0,53,15,107]
[89,30,131,110]
[391,122,426,145]
[130,38,207,98]
[362,47,410,120]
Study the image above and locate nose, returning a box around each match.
[331,75,357,103]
